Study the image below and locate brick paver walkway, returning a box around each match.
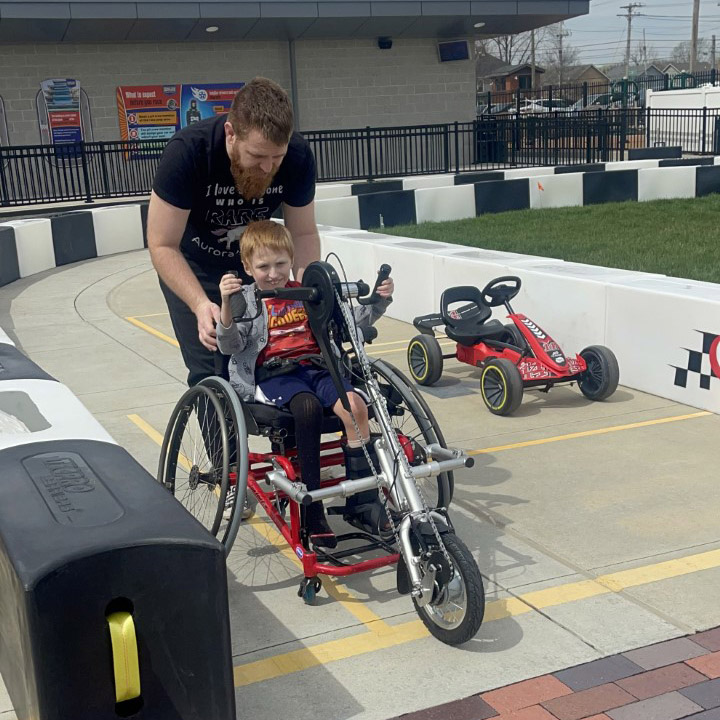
[391,628,720,720]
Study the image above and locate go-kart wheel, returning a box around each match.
[501,323,528,351]
[413,533,485,645]
[578,345,619,401]
[407,334,444,386]
[480,358,523,416]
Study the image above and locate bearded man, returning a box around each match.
[148,77,320,386]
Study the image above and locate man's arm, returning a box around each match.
[147,190,220,350]
[283,201,320,281]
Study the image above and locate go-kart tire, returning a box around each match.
[578,345,619,401]
[407,334,444,386]
[480,358,523,416]
[502,323,527,351]
[413,533,485,646]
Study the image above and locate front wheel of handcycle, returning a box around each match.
[413,533,485,645]
[480,358,523,416]
[578,345,619,401]
[407,334,444,386]
[157,376,249,554]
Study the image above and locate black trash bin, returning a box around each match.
[475,119,508,164]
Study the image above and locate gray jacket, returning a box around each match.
[216,282,391,401]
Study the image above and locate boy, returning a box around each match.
[217,220,394,548]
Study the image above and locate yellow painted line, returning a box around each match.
[125,316,179,347]
[127,311,170,319]
[130,412,389,631]
[469,411,711,455]
[233,544,720,686]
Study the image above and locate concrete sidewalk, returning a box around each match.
[1,249,719,720]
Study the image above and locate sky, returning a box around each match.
[562,0,720,66]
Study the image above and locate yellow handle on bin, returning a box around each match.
[106,611,141,703]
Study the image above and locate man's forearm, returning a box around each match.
[292,231,321,280]
[150,245,208,312]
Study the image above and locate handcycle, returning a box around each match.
[407,275,619,416]
[158,260,485,645]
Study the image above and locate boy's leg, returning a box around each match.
[287,392,337,549]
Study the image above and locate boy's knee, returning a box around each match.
[348,392,368,418]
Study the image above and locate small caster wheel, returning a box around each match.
[298,577,322,605]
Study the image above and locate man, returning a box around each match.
[148,77,320,387]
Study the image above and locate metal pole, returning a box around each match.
[619,4,644,79]
[531,30,536,91]
[690,0,700,73]
[288,40,300,130]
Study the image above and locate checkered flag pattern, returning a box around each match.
[673,331,720,390]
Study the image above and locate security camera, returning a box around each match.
[377,37,393,50]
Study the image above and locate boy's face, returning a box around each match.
[243,246,292,291]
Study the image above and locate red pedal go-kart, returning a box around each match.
[407,276,619,416]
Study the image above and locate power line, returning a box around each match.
[619,3,645,76]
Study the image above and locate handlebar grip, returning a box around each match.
[358,264,392,305]
[230,292,247,322]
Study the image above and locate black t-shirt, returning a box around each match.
[152,114,316,274]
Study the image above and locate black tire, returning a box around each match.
[361,358,453,508]
[413,533,485,645]
[480,358,524,416]
[158,384,230,538]
[578,345,619,401]
[407,334,444,386]
[198,377,250,552]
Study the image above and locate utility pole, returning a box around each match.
[690,0,700,72]
[712,35,717,71]
[643,29,647,67]
[531,29,536,90]
[556,22,570,88]
[619,3,643,78]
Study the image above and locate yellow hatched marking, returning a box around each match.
[469,411,711,455]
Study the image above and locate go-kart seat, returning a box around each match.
[440,286,507,347]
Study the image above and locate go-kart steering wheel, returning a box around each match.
[480,276,522,307]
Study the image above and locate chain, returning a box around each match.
[335,289,450,566]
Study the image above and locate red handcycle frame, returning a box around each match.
[229,437,400,580]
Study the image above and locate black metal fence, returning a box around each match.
[1,108,719,206]
[477,70,719,112]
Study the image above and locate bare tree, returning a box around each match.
[540,23,581,85]
[671,38,711,65]
[475,30,548,66]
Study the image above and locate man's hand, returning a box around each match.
[195,299,222,351]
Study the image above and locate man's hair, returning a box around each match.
[241,220,294,267]
[228,77,294,145]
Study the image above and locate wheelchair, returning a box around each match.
[157,261,485,645]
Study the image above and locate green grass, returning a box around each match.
[378,195,720,284]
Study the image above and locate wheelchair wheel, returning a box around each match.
[578,345,619,401]
[198,377,250,552]
[407,334,443,386]
[413,533,485,646]
[365,358,453,508]
[480,358,523,416]
[158,377,249,554]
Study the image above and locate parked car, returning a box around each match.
[519,98,573,114]
[477,102,515,116]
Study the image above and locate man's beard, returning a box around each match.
[230,151,276,199]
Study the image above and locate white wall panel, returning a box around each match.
[415,185,475,224]
[606,277,720,413]
[402,175,455,190]
[0,219,55,278]
[529,173,584,209]
[91,205,144,256]
[315,184,353,200]
[314,197,361,230]
[0,379,116,450]
[605,160,660,171]
[638,166,696,202]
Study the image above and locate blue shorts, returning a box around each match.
[258,366,353,408]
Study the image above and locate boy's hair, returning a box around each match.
[240,220,294,267]
[228,77,294,146]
